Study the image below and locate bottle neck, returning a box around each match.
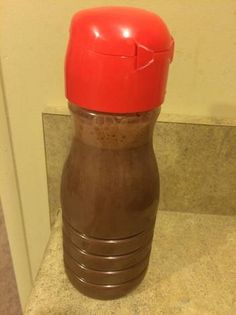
[69,103,160,149]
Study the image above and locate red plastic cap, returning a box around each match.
[65,7,174,113]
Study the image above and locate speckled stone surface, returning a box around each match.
[43,113,236,225]
[43,114,72,224]
[25,211,236,315]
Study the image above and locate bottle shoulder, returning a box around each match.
[69,103,159,149]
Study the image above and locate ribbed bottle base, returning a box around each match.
[63,218,153,299]
[65,265,147,300]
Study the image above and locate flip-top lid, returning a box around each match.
[70,7,173,57]
[65,7,174,113]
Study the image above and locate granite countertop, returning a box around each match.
[25,211,236,315]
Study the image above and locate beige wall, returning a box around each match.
[0,63,32,308]
[2,0,236,118]
[0,0,236,305]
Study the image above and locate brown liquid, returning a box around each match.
[61,104,160,299]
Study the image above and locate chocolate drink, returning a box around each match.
[61,104,160,299]
[62,5,174,300]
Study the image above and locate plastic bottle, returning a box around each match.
[61,7,174,299]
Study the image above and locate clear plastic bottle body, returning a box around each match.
[61,104,160,299]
